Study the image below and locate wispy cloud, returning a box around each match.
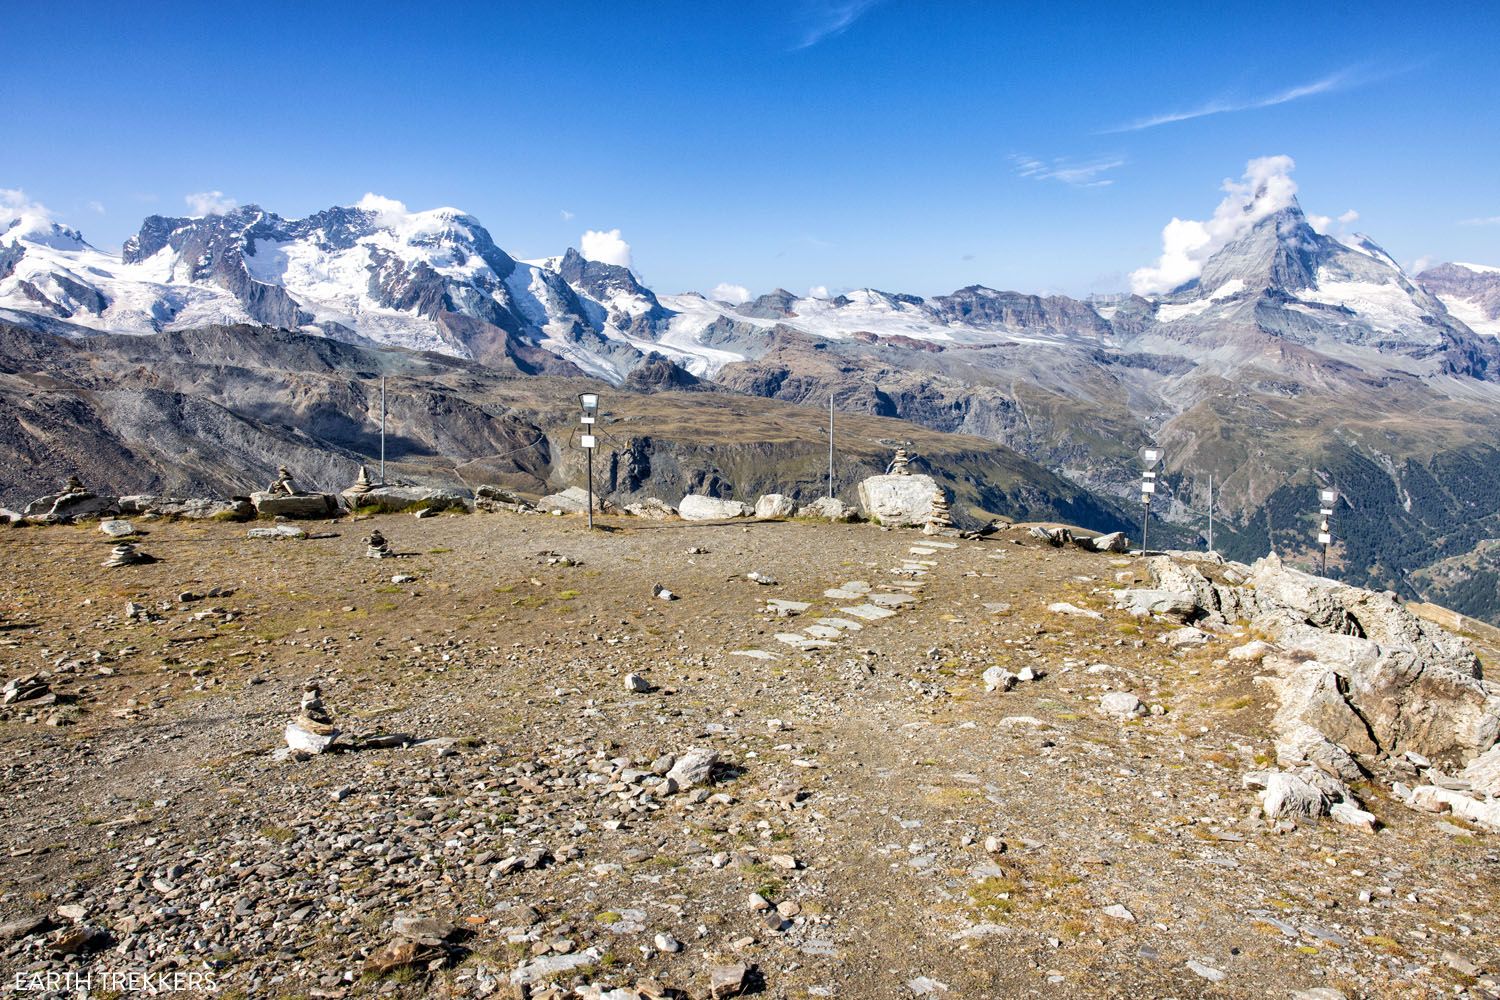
[1459,215,1500,226]
[792,0,880,50]
[185,190,237,215]
[1011,154,1126,188]
[1102,67,1366,133]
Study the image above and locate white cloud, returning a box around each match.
[355,192,411,228]
[1105,69,1360,133]
[1011,154,1126,188]
[1308,208,1359,236]
[710,282,751,304]
[807,285,831,299]
[580,228,633,268]
[560,209,575,221]
[0,187,50,228]
[1131,155,1300,295]
[185,190,238,216]
[793,0,880,50]
[1409,255,1437,274]
[1459,215,1500,227]
[87,200,105,215]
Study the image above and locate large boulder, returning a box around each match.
[345,484,471,513]
[118,495,253,520]
[754,494,796,520]
[623,497,676,519]
[250,492,340,519]
[474,485,534,513]
[678,495,753,520]
[537,486,609,514]
[797,496,858,522]
[23,491,118,521]
[856,474,937,527]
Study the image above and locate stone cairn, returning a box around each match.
[284,681,339,754]
[102,542,152,567]
[364,529,393,559]
[268,465,299,497]
[924,487,955,535]
[347,465,374,498]
[888,447,912,476]
[61,473,85,494]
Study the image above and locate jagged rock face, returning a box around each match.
[556,248,668,335]
[928,287,1111,337]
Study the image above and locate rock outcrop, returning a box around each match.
[754,494,796,520]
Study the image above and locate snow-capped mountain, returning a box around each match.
[1418,261,1500,337]
[0,199,680,382]
[2,194,1495,387]
[1139,200,1485,373]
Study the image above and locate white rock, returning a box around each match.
[1048,602,1102,620]
[754,494,796,519]
[1101,904,1135,922]
[1099,692,1145,718]
[98,519,135,538]
[1261,771,1328,820]
[856,473,938,527]
[1228,639,1273,662]
[623,673,651,693]
[666,748,718,788]
[678,495,753,520]
[983,666,1016,693]
[1329,801,1378,832]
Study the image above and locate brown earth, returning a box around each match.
[0,511,1495,999]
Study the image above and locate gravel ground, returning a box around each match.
[0,511,1496,999]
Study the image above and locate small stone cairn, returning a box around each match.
[888,447,912,476]
[284,681,339,754]
[268,465,300,497]
[364,529,393,559]
[924,487,955,535]
[102,541,152,567]
[61,473,86,494]
[347,465,374,498]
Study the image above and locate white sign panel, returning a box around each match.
[580,434,597,449]
[1318,532,1332,545]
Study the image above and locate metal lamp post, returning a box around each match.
[1139,446,1164,556]
[579,392,600,531]
[1317,487,1338,576]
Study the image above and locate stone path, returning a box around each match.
[730,537,962,660]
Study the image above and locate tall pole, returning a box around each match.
[586,445,595,532]
[1141,497,1150,557]
[828,394,835,498]
[379,376,387,484]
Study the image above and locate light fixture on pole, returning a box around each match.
[1138,445,1163,556]
[578,392,600,531]
[1317,487,1338,576]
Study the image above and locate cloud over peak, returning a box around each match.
[185,190,237,216]
[1131,155,1300,295]
[580,228,633,268]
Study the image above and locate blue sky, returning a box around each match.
[3,1,1498,298]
